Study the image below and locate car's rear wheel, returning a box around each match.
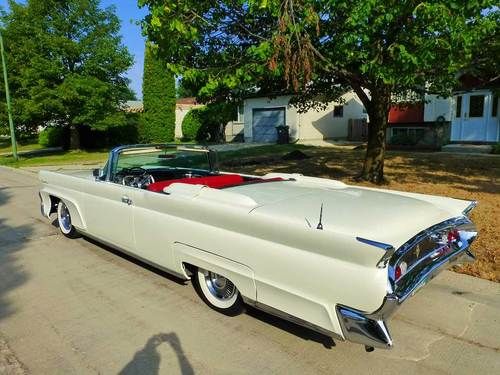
[192,267,244,316]
[57,201,79,238]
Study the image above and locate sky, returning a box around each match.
[0,0,148,99]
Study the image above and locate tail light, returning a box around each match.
[447,229,459,244]
[394,261,407,281]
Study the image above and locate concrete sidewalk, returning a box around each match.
[0,167,499,374]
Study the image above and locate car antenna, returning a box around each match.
[317,203,324,230]
[305,217,312,228]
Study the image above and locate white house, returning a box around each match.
[124,98,204,139]
[243,92,368,143]
[450,89,499,142]
[174,97,204,139]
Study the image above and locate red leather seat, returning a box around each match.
[147,174,245,193]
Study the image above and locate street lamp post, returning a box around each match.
[0,30,18,160]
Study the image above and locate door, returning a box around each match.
[452,92,489,141]
[83,181,136,252]
[252,108,285,142]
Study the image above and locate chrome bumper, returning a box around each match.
[336,233,476,349]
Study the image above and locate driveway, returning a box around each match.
[0,166,499,374]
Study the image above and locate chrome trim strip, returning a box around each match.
[356,237,393,251]
[389,216,477,300]
[241,296,344,341]
[462,201,477,217]
[393,235,476,303]
[336,305,393,349]
[356,237,395,268]
[337,230,476,349]
[78,231,189,281]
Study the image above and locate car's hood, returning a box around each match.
[225,176,471,248]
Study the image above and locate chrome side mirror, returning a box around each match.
[92,168,103,180]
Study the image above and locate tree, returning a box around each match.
[0,0,133,149]
[140,42,176,143]
[182,102,237,142]
[139,0,498,182]
[176,77,197,99]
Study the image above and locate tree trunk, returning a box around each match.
[69,125,80,150]
[359,87,391,184]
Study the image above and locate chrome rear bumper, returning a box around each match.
[336,221,476,349]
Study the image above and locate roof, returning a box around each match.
[122,98,203,113]
[176,97,198,105]
[122,101,144,113]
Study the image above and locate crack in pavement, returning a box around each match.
[395,311,499,352]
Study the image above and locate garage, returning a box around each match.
[252,107,286,142]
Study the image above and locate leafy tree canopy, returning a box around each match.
[139,0,498,182]
[0,0,134,148]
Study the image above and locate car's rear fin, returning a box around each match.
[356,237,396,269]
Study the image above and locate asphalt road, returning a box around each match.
[0,166,499,374]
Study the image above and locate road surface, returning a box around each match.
[0,166,499,374]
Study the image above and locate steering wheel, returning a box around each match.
[126,166,148,175]
[119,167,155,187]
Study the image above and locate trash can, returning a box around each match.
[276,125,290,144]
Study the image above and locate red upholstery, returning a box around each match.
[147,174,245,193]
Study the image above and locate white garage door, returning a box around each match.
[252,108,285,143]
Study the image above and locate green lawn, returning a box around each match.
[0,143,305,168]
[0,149,109,167]
[0,137,43,154]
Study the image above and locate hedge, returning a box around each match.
[140,43,176,143]
[38,127,64,147]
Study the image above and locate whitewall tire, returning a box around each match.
[57,201,79,238]
[192,268,244,316]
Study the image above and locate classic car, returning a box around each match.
[38,144,478,351]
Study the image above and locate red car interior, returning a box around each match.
[147,174,245,193]
[147,174,284,193]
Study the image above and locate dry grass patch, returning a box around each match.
[221,146,499,282]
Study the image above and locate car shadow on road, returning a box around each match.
[0,188,31,322]
[245,306,336,349]
[79,235,188,286]
[119,332,194,375]
[75,229,337,351]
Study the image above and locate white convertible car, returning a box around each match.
[39,144,478,351]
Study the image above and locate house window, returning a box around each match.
[469,95,484,117]
[455,96,462,118]
[492,95,498,117]
[333,105,344,117]
[237,105,244,123]
[390,127,425,145]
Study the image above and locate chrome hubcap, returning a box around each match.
[60,204,72,231]
[204,272,236,301]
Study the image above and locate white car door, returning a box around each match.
[83,180,137,252]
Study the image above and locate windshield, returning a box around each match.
[109,145,214,179]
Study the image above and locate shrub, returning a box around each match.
[492,143,500,154]
[38,127,64,147]
[79,114,140,149]
[182,108,205,141]
[182,103,238,143]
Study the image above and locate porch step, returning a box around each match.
[441,144,493,154]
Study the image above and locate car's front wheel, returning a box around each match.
[57,201,79,238]
[192,268,244,316]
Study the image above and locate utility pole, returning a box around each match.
[0,30,17,160]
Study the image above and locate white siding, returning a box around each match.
[243,93,367,142]
[175,104,204,139]
[298,92,367,140]
[424,95,453,122]
[244,96,297,142]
